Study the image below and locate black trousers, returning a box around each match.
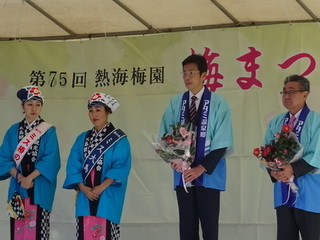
[276,206,320,240]
[176,186,220,240]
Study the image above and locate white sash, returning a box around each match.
[13,122,52,167]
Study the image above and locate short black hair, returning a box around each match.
[284,75,310,92]
[182,54,207,75]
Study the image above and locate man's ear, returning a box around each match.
[201,72,207,80]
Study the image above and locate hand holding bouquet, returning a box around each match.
[153,122,196,192]
[253,124,303,194]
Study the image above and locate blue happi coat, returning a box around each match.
[63,129,131,224]
[264,110,320,213]
[159,90,233,191]
[0,122,61,212]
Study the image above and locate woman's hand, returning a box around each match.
[92,178,115,196]
[91,185,104,197]
[78,178,114,201]
[78,183,99,201]
[19,176,34,189]
[16,169,40,189]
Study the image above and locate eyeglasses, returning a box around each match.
[182,70,200,77]
[280,90,305,97]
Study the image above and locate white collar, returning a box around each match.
[189,87,205,100]
[290,109,302,120]
[26,117,40,127]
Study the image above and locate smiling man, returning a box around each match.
[159,54,233,240]
[265,74,320,240]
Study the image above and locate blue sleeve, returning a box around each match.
[63,132,87,190]
[105,137,131,184]
[208,94,233,154]
[264,114,284,145]
[300,112,320,168]
[36,126,61,183]
[159,95,181,139]
[0,124,18,180]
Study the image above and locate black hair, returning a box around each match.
[88,104,112,113]
[182,54,208,75]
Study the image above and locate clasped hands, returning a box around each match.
[271,163,294,182]
[17,174,34,189]
[79,184,104,201]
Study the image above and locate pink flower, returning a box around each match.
[179,127,190,138]
[154,122,195,166]
[274,158,283,164]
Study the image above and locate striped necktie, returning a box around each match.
[189,95,197,123]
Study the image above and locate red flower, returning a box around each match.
[253,127,300,171]
[253,148,260,157]
[166,136,173,144]
[30,87,41,96]
[155,122,196,165]
[282,124,291,133]
[90,93,102,101]
[25,211,31,218]
[262,146,272,158]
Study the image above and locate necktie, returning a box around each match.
[189,96,197,123]
[288,115,296,130]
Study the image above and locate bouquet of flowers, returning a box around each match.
[253,124,303,194]
[152,122,196,192]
